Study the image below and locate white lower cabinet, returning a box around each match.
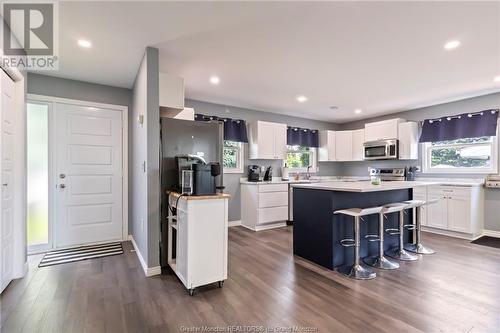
[416,185,483,239]
[167,194,229,294]
[241,183,288,231]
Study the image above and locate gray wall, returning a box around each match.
[146,48,160,268]
[336,92,500,231]
[186,99,339,221]
[27,72,132,109]
[130,47,161,268]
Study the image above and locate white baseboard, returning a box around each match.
[228,220,241,227]
[421,227,477,240]
[129,235,161,277]
[482,230,500,238]
[240,222,287,232]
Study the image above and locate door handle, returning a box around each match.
[2,183,7,187]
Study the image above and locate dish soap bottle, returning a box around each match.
[282,163,290,181]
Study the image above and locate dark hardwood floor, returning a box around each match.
[1,226,499,333]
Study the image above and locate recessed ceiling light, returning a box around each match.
[494,75,500,82]
[354,109,362,114]
[296,95,308,103]
[444,40,461,50]
[209,76,220,85]
[77,39,92,48]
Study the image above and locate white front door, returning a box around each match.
[1,70,15,292]
[54,102,123,248]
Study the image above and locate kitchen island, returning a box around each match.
[291,181,433,270]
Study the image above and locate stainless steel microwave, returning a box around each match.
[363,139,399,160]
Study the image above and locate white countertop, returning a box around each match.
[241,176,484,187]
[291,181,438,192]
[240,176,369,185]
[414,177,484,187]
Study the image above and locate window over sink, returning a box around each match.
[286,146,317,172]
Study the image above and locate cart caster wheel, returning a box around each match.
[188,288,195,296]
[218,281,224,288]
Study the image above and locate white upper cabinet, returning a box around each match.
[248,121,287,160]
[319,129,364,162]
[351,129,365,161]
[398,122,419,160]
[364,118,419,160]
[364,118,405,142]
[335,131,352,161]
[159,72,184,109]
[318,130,336,161]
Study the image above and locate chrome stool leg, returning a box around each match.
[364,212,400,270]
[405,205,435,255]
[386,210,419,261]
[338,216,376,280]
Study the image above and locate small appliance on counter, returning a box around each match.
[485,175,500,188]
[174,154,220,195]
[247,165,261,182]
[281,163,290,181]
[263,166,273,181]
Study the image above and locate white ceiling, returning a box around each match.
[40,1,500,122]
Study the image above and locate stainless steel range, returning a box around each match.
[369,167,406,181]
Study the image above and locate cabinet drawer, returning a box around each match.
[259,192,288,208]
[258,206,288,224]
[430,186,471,199]
[258,184,288,193]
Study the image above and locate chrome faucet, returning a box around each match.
[306,165,312,180]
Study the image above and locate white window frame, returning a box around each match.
[223,141,245,174]
[285,146,318,173]
[422,131,498,174]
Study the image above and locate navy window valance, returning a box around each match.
[194,114,248,143]
[419,109,499,143]
[287,127,319,148]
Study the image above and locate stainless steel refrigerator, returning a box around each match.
[159,117,223,267]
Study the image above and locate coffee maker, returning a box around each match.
[247,165,260,182]
[174,154,220,195]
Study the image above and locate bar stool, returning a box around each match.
[363,203,406,270]
[385,203,420,261]
[403,199,437,255]
[334,206,384,280]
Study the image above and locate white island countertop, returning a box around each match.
[291,180,437,193]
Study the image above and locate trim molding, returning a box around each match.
[240,222,287,232]
[483,229,500,238]
[421,227,478,240]
[228,220,241,227]
[129,235,161,277]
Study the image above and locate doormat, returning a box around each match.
[471,236,500,249]
[38,242,123,267]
